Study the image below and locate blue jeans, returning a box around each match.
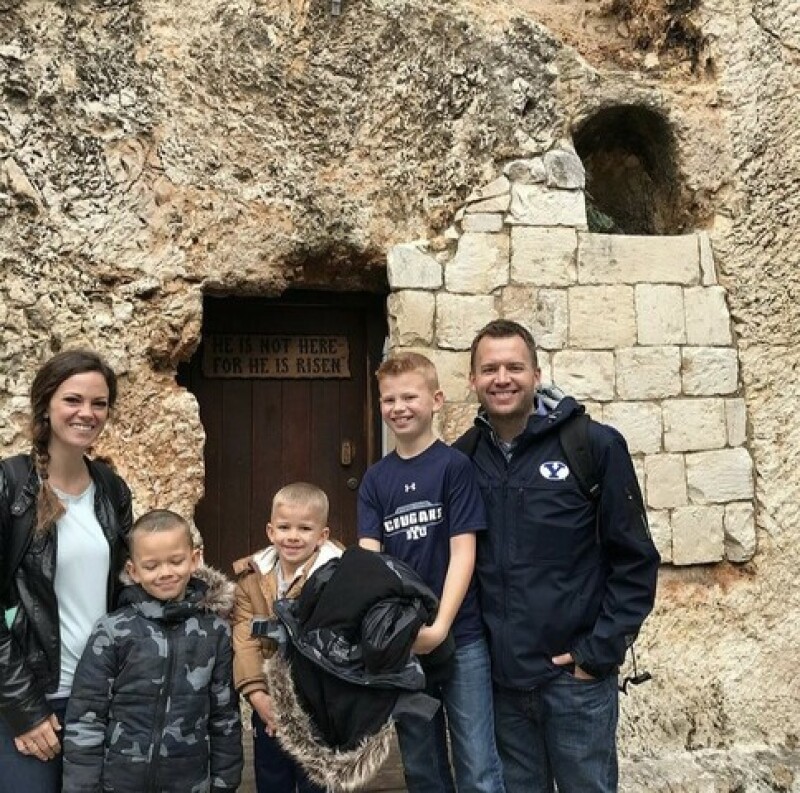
[494,672,619,793]
[252,712,325,793]
[0,698,68,793]
[396,637,505,793]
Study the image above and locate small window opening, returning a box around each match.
[575,106,685,235]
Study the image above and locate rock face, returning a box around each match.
[1,0,799,786]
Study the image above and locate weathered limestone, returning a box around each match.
[552,350,616,400]
[503,158,546,184]
[724,502,757,563]
[387,243,443,289]
[672,505,725,565]
[636,284,686,345]
[439,401,479,441]
[510,227,578,286]
[578,233,701,285]
[537,350,553,385]
[465,175,511,204]
[436,293,497,350]
[681,347,739,395]
[698,231,718,286]
[725,397,748,446]
[647,509,673,563]
[387,291,435,346]
[426,349,474,403]
[501,286,568,350]
[569,285,637,348]
[684,286,733,345]
[445,233,509,294]
[604,401,663,455]
[645,454,688,509]
[461,213,504,233]
[543,149,586,190]
[616,347,682,400]
[508,184,588,227]
[685,448,755,503]
[663,398,728,452]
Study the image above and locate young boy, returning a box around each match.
[231,482,342,793]
[358,352,505,793]
[62,509,243,793]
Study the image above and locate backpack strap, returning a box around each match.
[558,413,600,504]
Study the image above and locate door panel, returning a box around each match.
[179,292,386,573]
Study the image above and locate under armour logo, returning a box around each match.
[539,462,570,481]
[404,483,416,492]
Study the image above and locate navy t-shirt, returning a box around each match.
[358,440,486,646]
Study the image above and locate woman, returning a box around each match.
[0,350,133,793]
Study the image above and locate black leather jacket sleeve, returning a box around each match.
[0,629,52,735]
[0,465,52,736]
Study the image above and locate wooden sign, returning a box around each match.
[203,334,351,379]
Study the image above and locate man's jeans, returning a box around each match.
[396,637,505,793]
[0,698,68,793]
[494,672,619,793]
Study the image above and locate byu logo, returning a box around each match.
[405,482,416,493]
[539,462,570,481]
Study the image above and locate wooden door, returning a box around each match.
[178,292,387,573]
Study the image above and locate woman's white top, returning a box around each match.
[50,482,110,699]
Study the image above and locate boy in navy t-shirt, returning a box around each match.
[358,352,505,793]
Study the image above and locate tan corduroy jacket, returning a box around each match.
[231,541,343,699]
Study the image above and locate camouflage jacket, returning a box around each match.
[62,567,243,793]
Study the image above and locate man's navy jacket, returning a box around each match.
[456,397,660,688]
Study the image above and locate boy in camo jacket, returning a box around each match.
[62,510,243,793]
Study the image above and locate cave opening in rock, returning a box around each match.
[574,105,684,235]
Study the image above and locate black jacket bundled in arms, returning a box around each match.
[264,546,451,792]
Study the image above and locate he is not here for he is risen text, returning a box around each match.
[202,334,351,379]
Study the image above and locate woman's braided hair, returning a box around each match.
[29,349,117,533]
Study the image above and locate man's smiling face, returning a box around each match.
[470,334,541,427]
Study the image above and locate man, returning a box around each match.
[456,319,660,793]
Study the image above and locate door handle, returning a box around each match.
[341,440,354,467]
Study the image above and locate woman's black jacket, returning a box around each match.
[0,454,132,735]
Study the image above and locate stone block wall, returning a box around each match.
[386,146,756,566]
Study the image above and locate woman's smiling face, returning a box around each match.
[46,371,111,455]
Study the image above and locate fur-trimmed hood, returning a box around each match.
[234,539,342,581]
[265,653,394,792]
[118,563,235,618]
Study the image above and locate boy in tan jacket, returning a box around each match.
[232,482,342,793]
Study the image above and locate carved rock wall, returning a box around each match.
[1,0,799,786]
